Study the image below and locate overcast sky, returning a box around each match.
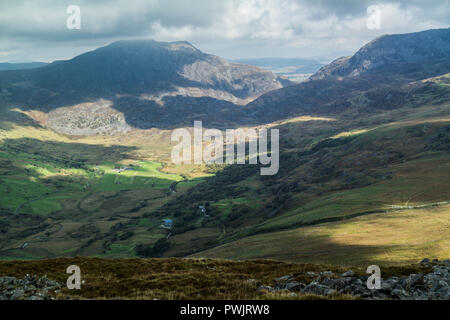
[0,0,449,63]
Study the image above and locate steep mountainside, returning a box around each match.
[3,29,448,134]
[311,28,450,80]
[0,40,292,133]
[245,28,450,121]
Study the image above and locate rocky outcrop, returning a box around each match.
[311,28,450,80]
[261,259,450,300]
[47,99,131,136]
[0,275,61,300]
[245,28,450,122]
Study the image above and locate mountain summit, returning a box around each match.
[0,40,293,133]
[246,28,450,121]
[311,28,450,80]
[0,40,291,106]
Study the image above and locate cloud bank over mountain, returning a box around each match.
[1,0,449,62]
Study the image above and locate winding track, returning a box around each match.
[14,197,45,215]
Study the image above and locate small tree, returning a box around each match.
[135,238,171,258]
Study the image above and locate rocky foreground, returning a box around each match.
[261,259,450,300]
[1,259,449,300]
[0,275,61,300]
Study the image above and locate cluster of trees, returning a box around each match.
[135,238,171,258]
[0,219,10,233]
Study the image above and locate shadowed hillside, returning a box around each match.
[0,29,449,269]
[0,40,293,132]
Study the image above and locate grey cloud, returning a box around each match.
[0,0,225,39]
[0,0,448,62]
[299,0,449,19]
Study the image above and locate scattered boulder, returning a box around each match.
[320,271,334,277]
[342,270,355,277]
[271,259,450,300]
[275,275,293,282]
[305,272,318,277]
[0,275,61,300]
[285,282,304,291]
[257,285,274,292]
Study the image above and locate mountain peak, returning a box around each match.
[32,38,288,100]
[0,37,292,132]
[104,39,200,52]
[311,28,450,80]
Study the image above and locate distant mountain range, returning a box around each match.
[0,62,48,71]
[0,28,449,134]
[233,57,324,82]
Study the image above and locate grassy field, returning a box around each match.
[192,204,450,266]
[93,161,183,192]
[242,153,450,236]
[0,106,213,260]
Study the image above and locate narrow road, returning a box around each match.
[14,197,45,215]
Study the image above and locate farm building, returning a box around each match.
[161,219,174,229]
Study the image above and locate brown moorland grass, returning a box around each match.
[0,258,432,300]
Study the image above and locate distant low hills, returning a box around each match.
[233,57,324,82]
[0,62,48,71]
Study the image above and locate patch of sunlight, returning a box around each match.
[331,129,371,139]
[384,201,450,211]
[277,116,336,126]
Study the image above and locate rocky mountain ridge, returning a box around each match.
[311,28,450,80]
[1,29,449,133]
[0,40,293,133]
[0,40,291,107]
[245,28,450,121]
